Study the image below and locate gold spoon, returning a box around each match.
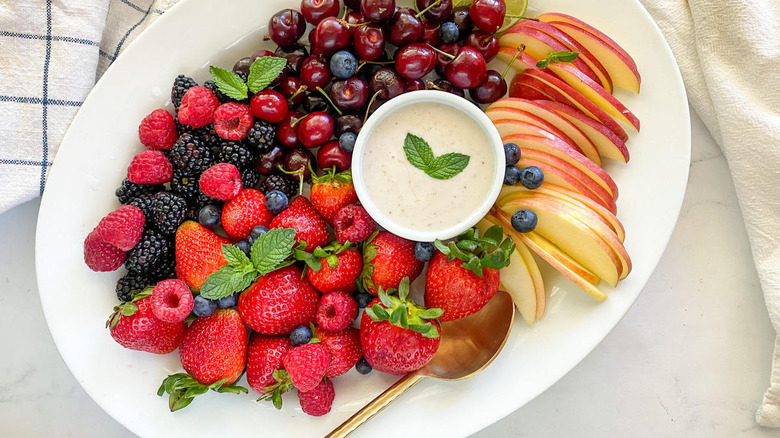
[326,290,516,438]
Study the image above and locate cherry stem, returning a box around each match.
[290,114,309,128]
[315,86,344,116]
[496,16,539,37]
[501,45,524,79]
[343,21,369,28]
[356,59,395,73]
[429,44,456,60]
[341,6,348,20]
[277,165,305,196]
[287,85,308,103]
[363,90,384,126]
[426,81,444,91]
[415,0,442,18]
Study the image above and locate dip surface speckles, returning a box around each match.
[362,102,496,232]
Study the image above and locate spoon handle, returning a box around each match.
[324,372,426,438]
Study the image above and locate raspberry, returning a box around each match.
[149,192,188,234]
[150,279,194,323]
[298,379,335,417]
[281,343,331,392]
[139,109,177,150]
[199,163,243,201]
[333,204,376,244]
[84,230,126,272]
[171,75,197,109]
[177,86,219,128]
[96,205,146,251]
[127,149,173,184]
[316,291,358,332]
[115,179,164,204]
[213,103,253,140]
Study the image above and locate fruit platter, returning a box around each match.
[35,0,690,436]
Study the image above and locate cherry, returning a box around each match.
[301,0,341,25]
[388,8,424,47]
[275,44,309,77]
[304,93,333,114]
[445,46,487,89]
[468,70,506,103]
[405,78,427,92]
[429,78,464,97]
[415,0,453,23]
[435,42,460,75]
[255,145,286,175]
[300,55,333,90]
[344,0,362,11]
[354,24,386,61]
[284,147,317,182]
[277,76,306,106]
[269,8,307,47]
[317,140,352,171]
[298,111,335,148]
[465,31,500,61]
[361,0,395,24]
[451,7,472,39]
[278,111,305,148]
[469,0,506,33]
[313,17,353,56]
[336,114,363,135]
[331,77,369,111]
[345,11,367,37]
[369,68,406,100]
[233,57,252,76]
[250,90,289,123]
[394,43,437,80]
[422,22,441,46]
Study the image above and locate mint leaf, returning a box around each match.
[200,266,241,300]
[250,228,297,276]
[536,50,580,69]
[247,56,287,93]
[426,152,470,179]
[223,244,250,266]
[208,66,248,100]
[403,133,435,170]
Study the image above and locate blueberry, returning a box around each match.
[511,209,537,233]
[234,240,251,256]
[355,357,373,375]
[414,242,434,262]
[504,165,522,186]
[217,293,238,308]
[248,225,268,244]
[355,291,373,308]
[330,50,357,79]
[198,205,221,230]
[504,143,521,166]
[519,166,544,189]
[265,190,289,215]
[339,132,357,153]
[193,295,217,317]
[439,22,459,44]
[290,325,313,347]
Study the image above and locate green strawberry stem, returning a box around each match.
[311,166,353,187]
[259,369,295,410]
[433,225,516,277]
[105,287,154,329]
[157,373,247,412]
[365,277,444,338]
[294,240,353,273]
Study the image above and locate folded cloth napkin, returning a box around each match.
[638,0,780,427]
[0,0,177,215]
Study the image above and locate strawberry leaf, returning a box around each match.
[366,304,390,321]
[417,308,444,319]
[250,228,297,276]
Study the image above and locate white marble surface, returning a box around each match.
[0,107,777,437]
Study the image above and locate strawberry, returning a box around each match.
[315,326,362,378]
[281,343,331,391]
[178,308,248,385]
[309,167,358,224]
[246,334,291,394]
[360,231,424,295]
[237,265,319,335]
[298,379,335,416]
[269,196,329,251]
[424,226,514,321]
[107,290,185,354]
[303,241,362,294]
[221,188,274,241]
[175,221,231,291]
[360,278,442,375]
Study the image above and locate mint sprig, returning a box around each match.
[403,133,470,180]
[536,50,580,69]
[200,228,297,300]
[433,225,515,277]
[208,66,249,101]
[247,56,287,93]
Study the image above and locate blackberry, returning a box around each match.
[150,192,188,234]
[242,167,261,189]
[169,133,215,176]
[125,229,174,275]
[260,173,298,198]
[218,140,254,169]
[115,272,157,302]
[115,179,164,204]
[170,170,201,203]
[128,192,157,218]
[245,120,276,152]
[171,75,197,109]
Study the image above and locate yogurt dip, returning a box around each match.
[355,93,503,241]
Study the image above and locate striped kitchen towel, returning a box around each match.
[0,0,178,215]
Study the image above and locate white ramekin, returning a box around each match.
[351,90,506,242]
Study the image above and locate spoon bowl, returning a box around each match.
[326,290,516,438]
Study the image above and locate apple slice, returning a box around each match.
[485,108,580,149]
[538,13,641,94]
[510,71,630,142]
[487,97,606,164]
[531,99,630,163]
[491,210,607,301]
[511,19,613,93]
